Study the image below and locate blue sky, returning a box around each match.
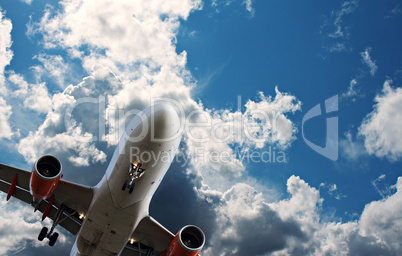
[1,0,402,255]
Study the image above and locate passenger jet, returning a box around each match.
[0,104,205,256]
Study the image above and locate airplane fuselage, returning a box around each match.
[71,104,181,256]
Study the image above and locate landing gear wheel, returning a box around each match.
[49,232,59,247]
[129,184,135,194]
[122,180,129,191]
[38,227,48,241]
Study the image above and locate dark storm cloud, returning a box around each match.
[215,206,304,256]
[150,161,217,243]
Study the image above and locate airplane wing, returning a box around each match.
[121,216,175,255]
[1,163,199,255]
[0,163,93,235]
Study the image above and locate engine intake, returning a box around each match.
[36,155,62,179]
[29,155,62,200]
[179,226,204,251]
[165,225,205,256]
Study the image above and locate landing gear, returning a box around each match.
[129,184,135,194]
[49,232,59,247]
[38,227,60,247]
[38,227,48,241]
[38,204,77,247]
[122,180,129,191]
[122,163,145,194]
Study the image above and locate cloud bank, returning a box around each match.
[204,175,401,255]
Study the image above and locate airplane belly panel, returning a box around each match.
[76,200,142,256]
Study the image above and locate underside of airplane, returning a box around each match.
[0,104,205,256]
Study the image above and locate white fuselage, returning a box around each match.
[70,104,181,256]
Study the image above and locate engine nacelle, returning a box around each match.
[164,225,205,256]
[29,155,62,200]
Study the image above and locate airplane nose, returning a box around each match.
[151,104,181,140]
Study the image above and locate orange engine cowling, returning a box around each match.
[29,155,62,201]
[164,225,205,256]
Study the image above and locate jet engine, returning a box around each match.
[164,225,205,256]
[29,155,62,201]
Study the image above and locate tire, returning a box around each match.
[122,180,129,191]
[49,232,59,247]
[129,183,135,194]
[38,227,48,241]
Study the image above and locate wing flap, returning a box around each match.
[0,163,31,191]
[55,180,93,215]
[131,216,174,254]
[0,179,32,204]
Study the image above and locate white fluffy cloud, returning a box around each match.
[17,75,110,166]
[0,97,13,139]
[339,130,367,162]
[185,88,301,197]
[19,125,107,166]
[32,54,70,88]
[16,0,204,167]
[0,8,13,139]
[359,80,402,161]
[271,176,322,231]
[0,9,13,91]
[360,177,402,253]
[7,72,53,113]
[14,0,202,165]
[0,10,13,139]
[31,0,201,71]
